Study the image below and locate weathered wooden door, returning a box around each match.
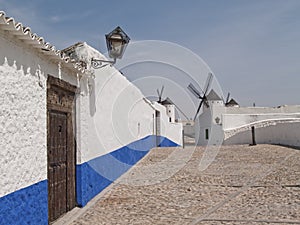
[47,76,76,222]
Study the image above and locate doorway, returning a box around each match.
[155,110,161,147]
[47,76,76,222]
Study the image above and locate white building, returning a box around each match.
[0,11,182,224]
[160,97,176,123]
[196,90,300,147]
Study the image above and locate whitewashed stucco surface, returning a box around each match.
[223,113,300,130]
[222,106,300,146]
[153,102,182,145]
[224,122,300,146]
[0,29,78,197]
[197,99,300,146]
[0,35,183,196]
[74,43,182,164]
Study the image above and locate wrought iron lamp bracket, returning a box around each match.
[91,58,116,69]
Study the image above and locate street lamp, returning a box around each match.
[91,26,130,69]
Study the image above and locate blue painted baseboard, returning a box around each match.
[76,163,113,207]
[0,180,48,225]
[158,136,179,147]
[0,135,179,224]
[76,135,179,207]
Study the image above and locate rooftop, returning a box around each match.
[206,89,222,101]
[0,10,85,74]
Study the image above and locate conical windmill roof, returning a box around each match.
[226,98,239,106]
[161,97,173,105]
[206,90,222,101]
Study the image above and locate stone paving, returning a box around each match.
[66,144,300,224]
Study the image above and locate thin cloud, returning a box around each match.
[50,15,62,23]
[48,10,96,24]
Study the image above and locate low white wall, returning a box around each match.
[223,113,300,130]
[183,124,195,138]
[153,102,182,146]
[226,105,300,114]
[197,104,300,146]
[224,121,300,147]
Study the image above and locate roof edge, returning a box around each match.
[0,10,85,74]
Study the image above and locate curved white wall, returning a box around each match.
[223,113,300,130]
[224,121,300,147]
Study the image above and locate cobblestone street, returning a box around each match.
[56,145,300,225]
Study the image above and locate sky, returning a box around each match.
[1,0,300,118]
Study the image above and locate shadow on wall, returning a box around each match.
[224,122,300,147]
[1,57,46,88]
[88,77,96,116]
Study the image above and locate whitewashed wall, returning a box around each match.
[0,28,78,198]
[223,106,300,146]
[69,43,183,207]
[77,66,156,163]
[197,102,300,146]
[74,43,182,164]
[153,102,183,145]
[224,122,300,147]
[223,113,300,130]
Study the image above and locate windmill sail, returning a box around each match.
[187,83,203,99]
[157,85,164,102]
[225,92,230,104]
[167,97,190,121]
[187,73,214,121]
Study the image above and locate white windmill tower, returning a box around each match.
[157,86,190,123]
[188,73,225,145]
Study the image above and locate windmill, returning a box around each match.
[156,85,164,103]
[156,85,190,121]
[166,98,190,121]
[224,92,239,107]
[187,72,213,121]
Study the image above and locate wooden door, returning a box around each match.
[47,76,76,222]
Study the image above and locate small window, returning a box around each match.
[169,117,172,122]
[169,110,171,113]
[205,128,209,140]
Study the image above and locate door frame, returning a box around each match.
[47,75,77,222]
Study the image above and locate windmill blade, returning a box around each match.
[156,89,161,102]
[187,83,202,99]
[157,85,164,102]
[226,92,230,104]
[168,98,190,121]
[203,72,213,95]
[160,85,164,96]
[194,99,205,121]
[156,89,160,97]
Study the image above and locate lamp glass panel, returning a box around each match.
[110,39,123,57]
